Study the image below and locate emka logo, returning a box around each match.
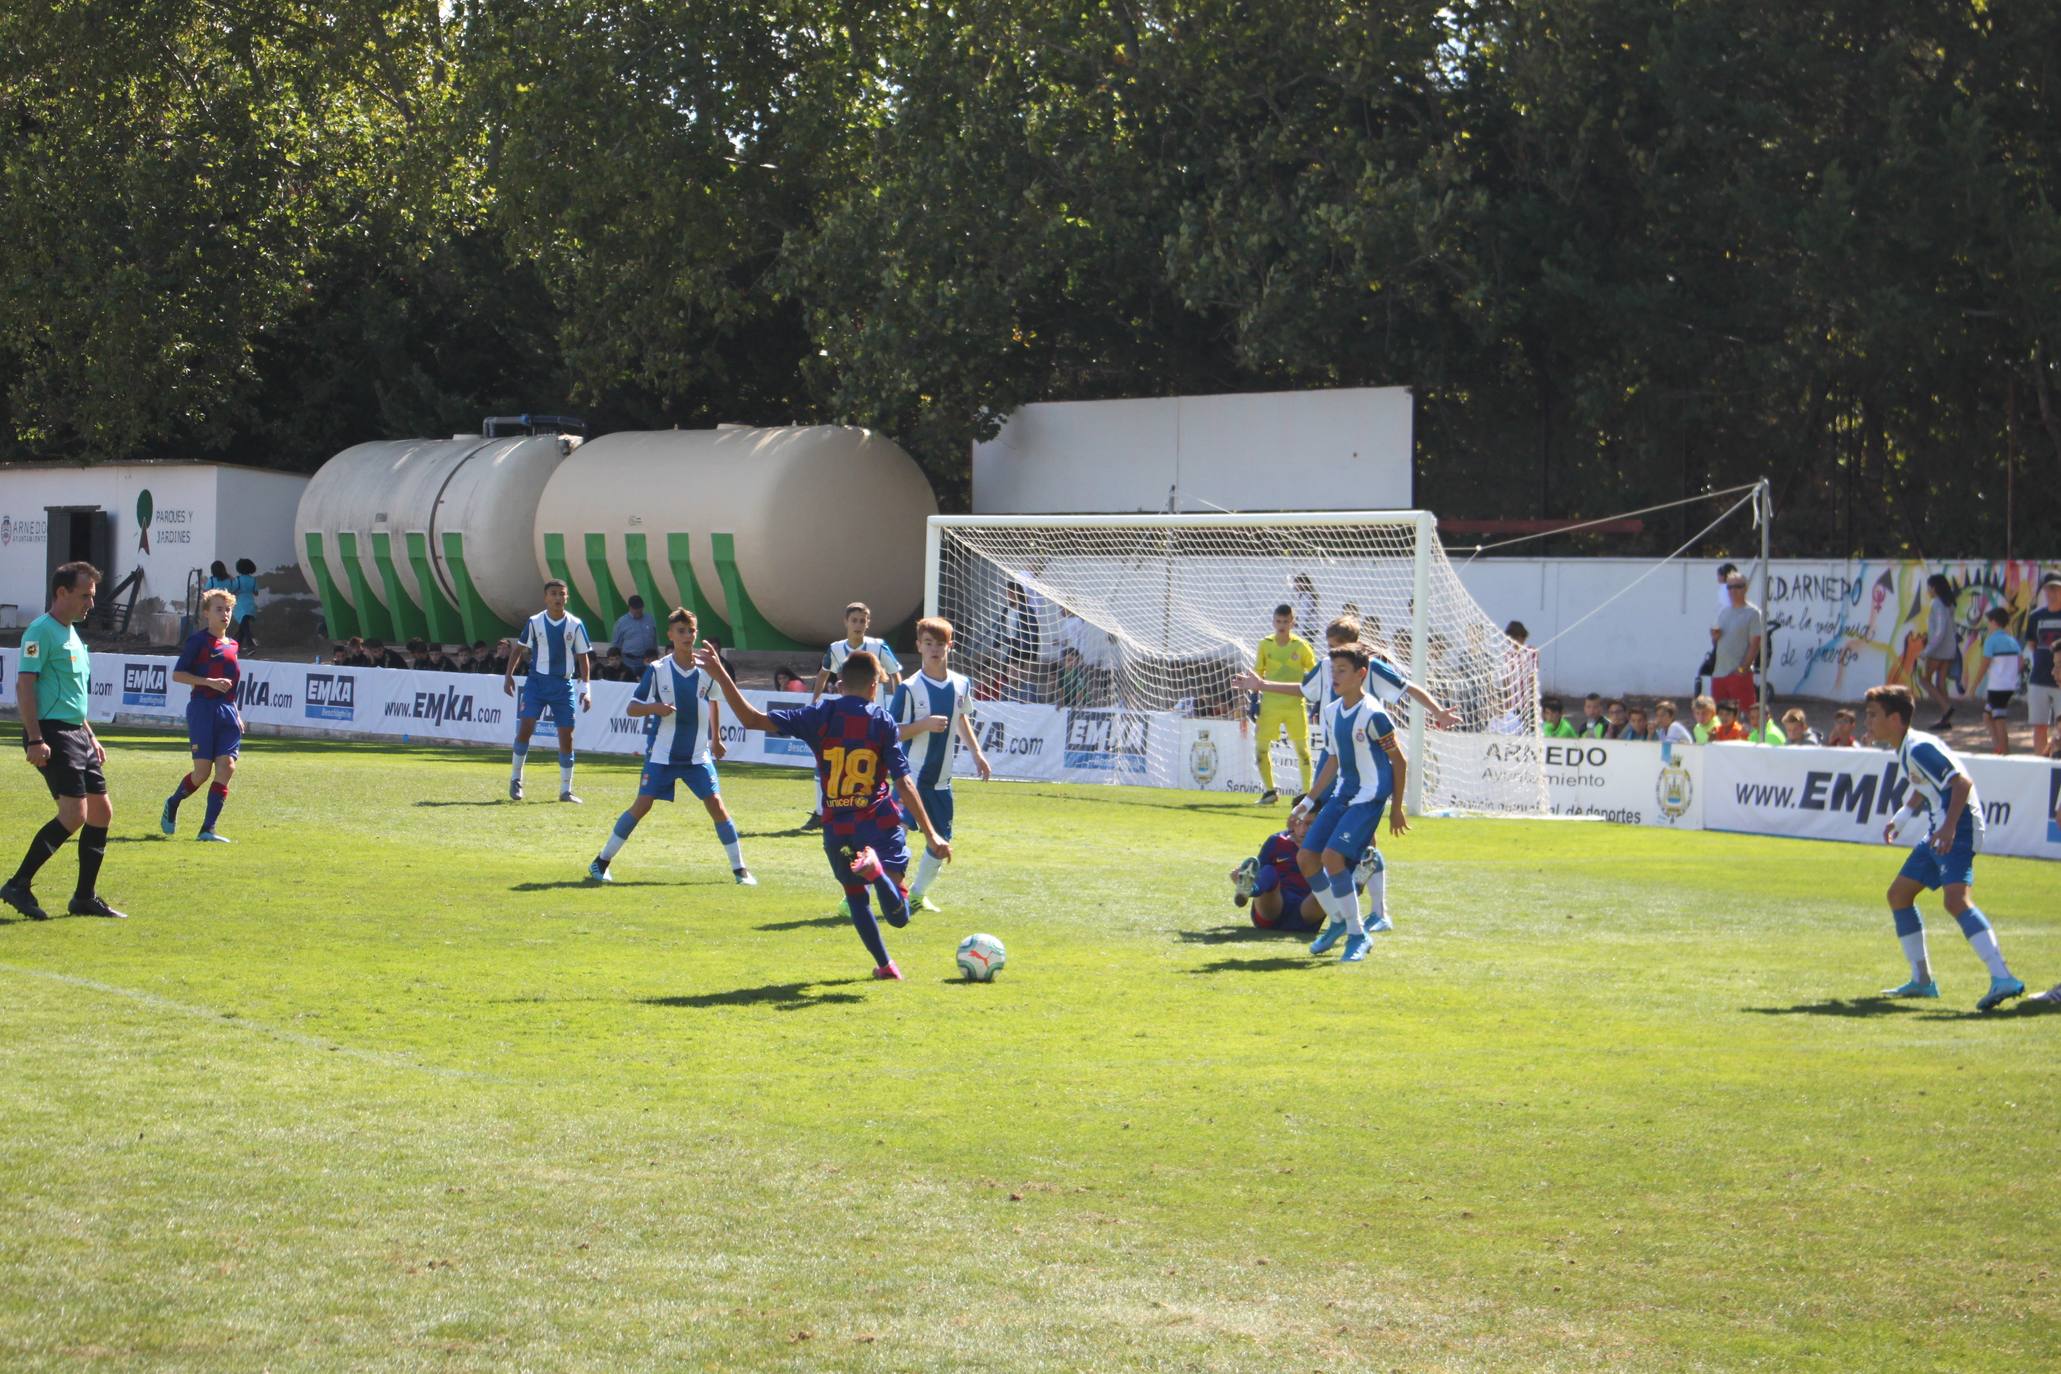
[304,672,356,721]
[395,685,495,727]
[1064,709,1148,777]
[979,719,1046,758]
[237,676,289,710]
[122,662,167,707]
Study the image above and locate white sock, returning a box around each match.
[1966,930,2011,979]
[560,758,575,792]
[1335,873,1365,937]
[1311,881,1342,925]
[909,848,944,900]
[1367,862,1387,919]
[722,838,744,869]
[511,748,527,782]
[1900,933,1931,982]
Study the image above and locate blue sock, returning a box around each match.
[1253,869,1280,896]
[1956,905,2011,978]
[202,784,228,833]
[1954,907,1992,937]
[714,818,743,870]
[874,872,909,927]
[1892,906,1930,981]
[846,889,891,966]
[167,775,197,812]
[599,810,639,862]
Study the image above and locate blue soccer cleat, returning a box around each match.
[159,799,177,836]
[1367,912,1394,933]
[1309,920,1347,956]
[195,830,231,844]
[587,859,612,884]
[1977,976,2026,1013]
[1881,978,1939,998]
[1340,933,1372,963]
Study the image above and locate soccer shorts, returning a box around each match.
[824,819,911,893]
[1303,794,1386,867]
[1898,809,1981,890]
[1256,694,1309,743]
[1251,882,1317,930]
[638,759,718,802]
[1985,690,2014,718]
[35,720,105,800]
[187,698,241,760]
[519,675,577,725]
[914,784,953,841]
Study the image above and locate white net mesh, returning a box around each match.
[929,514,1546,814]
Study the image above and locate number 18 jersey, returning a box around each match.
[768,694,911,836]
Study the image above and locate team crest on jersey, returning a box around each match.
[21,639,38,660]
[1655,757,1694,822]
[1189,729,1219,787]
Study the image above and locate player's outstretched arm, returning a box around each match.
[895,774,951,861]
[1383,739,1412,836]
[695,643,775,734]
[1407,683,1460,729]
[1231,668,1301,697]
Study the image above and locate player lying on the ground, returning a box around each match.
[889,616,991,913]
[503,579,592,803]
[1231,809,1324,932]
[1864,684,2023,1012]
[1297,646,1409,964]
[587,608,754,886]
[162,587,243,843]
[698,642,948,981]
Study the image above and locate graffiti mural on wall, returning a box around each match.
[1766,559,2051,699]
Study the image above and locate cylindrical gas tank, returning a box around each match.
[532,426,936,648]
[296,434,568,641]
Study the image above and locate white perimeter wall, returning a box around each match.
[0,464,308,622]
[973,387,1413,514]
[1456,556,2055,701]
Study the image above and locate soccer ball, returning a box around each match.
[956,933,1007,982]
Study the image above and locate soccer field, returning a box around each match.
[2,731,2057,1372]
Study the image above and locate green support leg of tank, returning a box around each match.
[370,532,428,641]
[659,532,734,645]
[582,532,627,628]
[303,532,360,640]
[405,531,466,644]
[440,532,517,645]
[334,532,397,640]
[710,531,810,653]
[541,532,604,628]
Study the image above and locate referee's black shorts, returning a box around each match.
[35,720,106,800]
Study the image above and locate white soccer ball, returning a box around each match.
[956,933,1007,982]
[1889,809,1932,847]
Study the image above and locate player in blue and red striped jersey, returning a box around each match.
[1231,809,1324,931]
[161,588,244,842]
[697,642,949,980]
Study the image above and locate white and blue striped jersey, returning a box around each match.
[891,669,973,791]
[634,656,718,766]
[823,635,902,703]
[1322,695,1399,806]
[1897,727,1983,840]
[520,611,592,681]
[1301,651,1411,712]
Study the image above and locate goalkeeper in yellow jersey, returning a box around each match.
[1251,604,1318,804]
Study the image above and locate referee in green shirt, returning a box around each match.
[3,561,125,920]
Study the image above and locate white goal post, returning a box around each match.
[923,511,1546,815]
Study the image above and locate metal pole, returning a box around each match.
[1408,511,1433,814]
[1757,479,1771,731]
[922,517,942,621]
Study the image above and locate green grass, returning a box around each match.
[2,729,2057,1372]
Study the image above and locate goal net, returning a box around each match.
[925,512,1546,814]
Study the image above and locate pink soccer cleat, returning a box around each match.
[849,846,885,883]
[873,960,903,981]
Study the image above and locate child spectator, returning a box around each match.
[1604,699,1630,739]
[232,558,260,646]
[2026,573,2061,755]
[1621,705,1651,741]
[1691,694,1718,742]
[772,666,807,693]
[1057,646,1091,706]
[1542,697,1578,738]
[1711,700,1748,741]
[1781,707,1821,745]
[1744,700,1785,745]
[1654,699,1693,745]
[1979,605,2021,755]
[1825,707,1858,747]
[1579,692,1608,738]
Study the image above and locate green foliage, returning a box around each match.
[2,731,2058,1369]
[4,2,2059,551]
